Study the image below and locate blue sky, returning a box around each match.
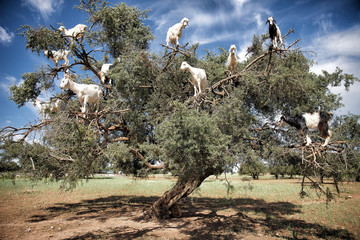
[0,0,359,130]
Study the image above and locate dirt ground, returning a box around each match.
[0,181,358,240]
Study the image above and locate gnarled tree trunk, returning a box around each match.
[151,173,211,219]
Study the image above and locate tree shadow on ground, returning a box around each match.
[28,196,355,240]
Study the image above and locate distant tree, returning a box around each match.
[1,0,359,218]
[331,114,360,182]
[268,153,301,179]
[239,157,266,180]
[0,140,20,173]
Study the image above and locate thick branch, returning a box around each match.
[130,149,165,170]
[49,153,75,162]
[1,121,50,143]
[160,43,191,58]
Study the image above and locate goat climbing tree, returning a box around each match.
[1,0,359,219]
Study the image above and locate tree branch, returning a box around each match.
[49,153,75,162]
[209,33,300,92]
[130,149,165,170]
[160,43,191,58]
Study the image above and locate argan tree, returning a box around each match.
[1,0,359,219]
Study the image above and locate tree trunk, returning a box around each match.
[150,173,210,219]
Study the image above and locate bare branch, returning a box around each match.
[160,43,191,58]
[49,153,75,162]
[130,149,165,170]
[1,121,50,143]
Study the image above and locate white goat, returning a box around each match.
[166,17,189,48]
[59,72,102,115]
[58,24,88,43]
[266,16,283,48]
[33,98,63,121]
[180,62,207,96]
[226,45,237,74]
[44,49,69,67]
[279,111,333,147]
[99,63,113,85]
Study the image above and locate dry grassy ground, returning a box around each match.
[0,175,359,239]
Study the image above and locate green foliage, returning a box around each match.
[18,25,65,55]
[332,114,360,181]
[239,158,266,180]
[268,151,301,179]
[155,102,231,179]
[85,1,154,57]
[9,67,54,107]
[0,140,20,173]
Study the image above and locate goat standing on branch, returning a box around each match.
[59,72,102,116]
[44,49,69,67]
[266,16,283,48]
[99,63,113,85]
[279,111,333,147]
[166,17,189,48]
[33,98,63,122]
[180,62,207,97]
[226,44,238,75]
[58,24,88,44]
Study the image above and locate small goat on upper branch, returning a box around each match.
[226,44,238,74]
[33,98,63,121]
[166,17,189,48]
[180,62,207,97]
[266,16,283,48]
[279,111,333,147]
[44,49,69,67]
[99,63,114,85]
[58,24,88,44]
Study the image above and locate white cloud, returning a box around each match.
[0,26,15,45]
[313,13,334,33]
[311,56,360,77]
[232,0,248,10]
[25,101,39,116]
[330,81,360,115]
[313,25,360,57]
[190,31,238,46]
[309,25,360,77]
[0,75,17,94]
[254,13,262,28]
[308,25,360,115]
[22,0,64,20]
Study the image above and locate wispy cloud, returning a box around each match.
[0,75,17,94]
[307,24,360,115]
[312,25,360,57]
[313,13,334,33]
[309,24,360,75]
[22,0,64,21]
[0,26,15,45]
